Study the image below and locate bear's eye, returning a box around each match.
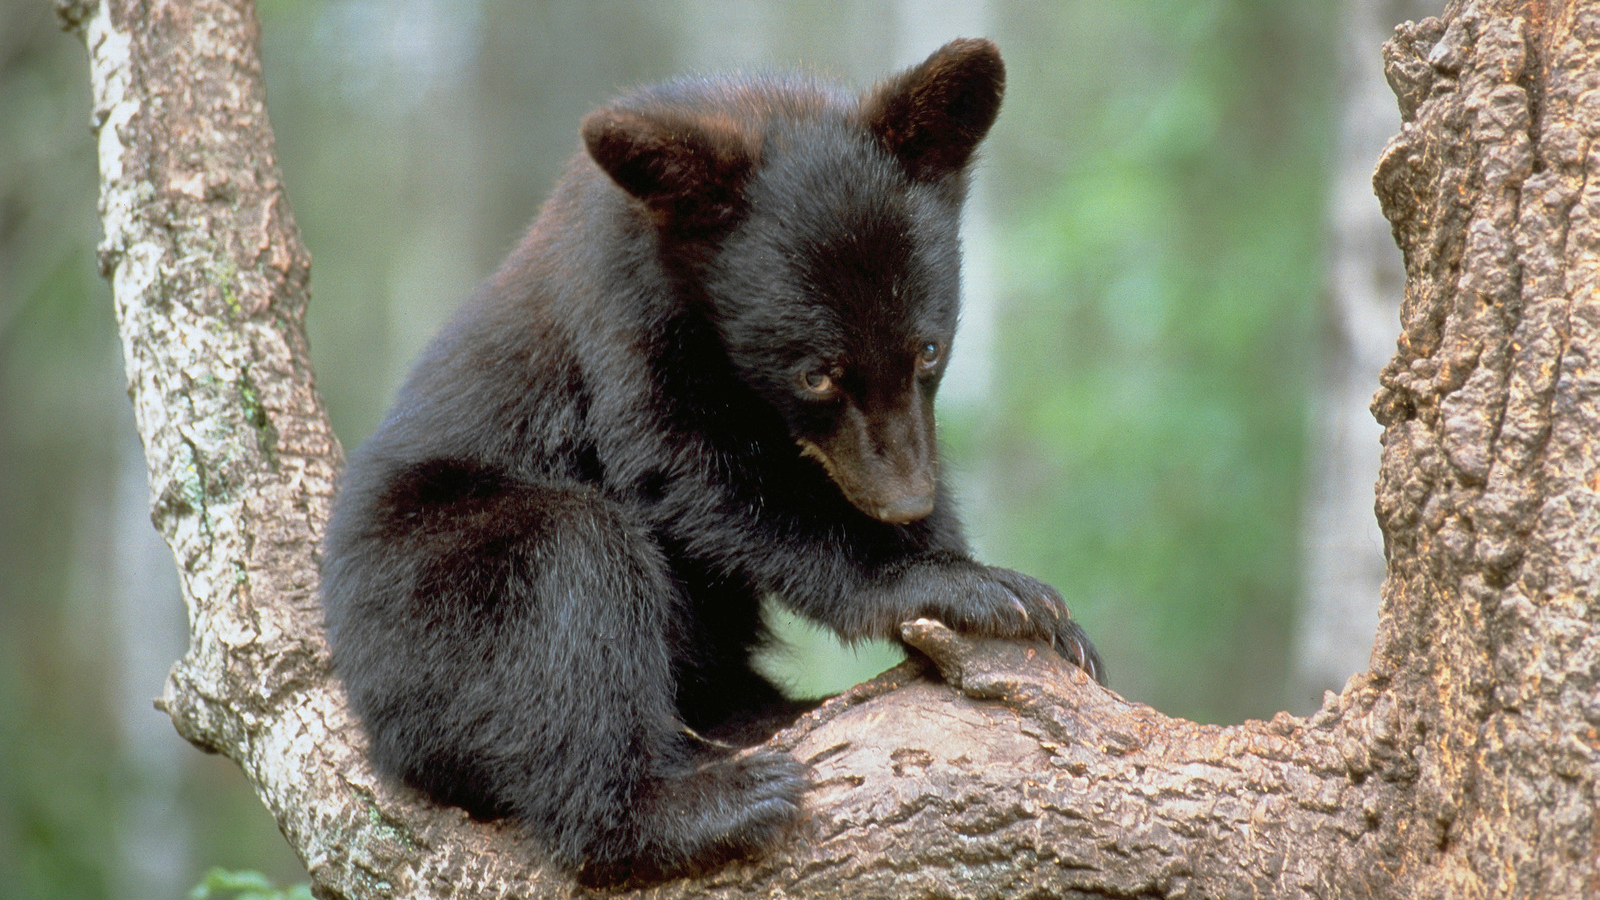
[916,341,944,371]
[801,369,839,398]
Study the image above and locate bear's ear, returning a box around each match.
[581,108,755,227]
[860,38,1004,182]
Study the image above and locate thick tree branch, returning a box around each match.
[66,0,1600,897]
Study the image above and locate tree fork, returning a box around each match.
[64,0,1599,896]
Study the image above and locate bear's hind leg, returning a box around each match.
[328,462,806,882]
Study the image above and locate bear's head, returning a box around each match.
[581,39,1004,525]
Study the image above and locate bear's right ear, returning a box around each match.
[581,108,755,228]
[860,38,1005,183]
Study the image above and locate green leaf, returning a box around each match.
[189,868,280,900]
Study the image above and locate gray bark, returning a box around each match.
[65,0,1600,896]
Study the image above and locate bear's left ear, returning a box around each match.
[860,38,1004,183]
[582,108,755,228]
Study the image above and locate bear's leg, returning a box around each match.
[334,466,806,882]
[492,486,809,882]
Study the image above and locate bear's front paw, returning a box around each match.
[912,563,1106,685]
[1049,611,1106,685]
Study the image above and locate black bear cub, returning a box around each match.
[321,38,1104,883]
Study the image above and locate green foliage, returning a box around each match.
[189,868,313,900]
[2,6,122,900]
[757,604,906,698]
[984,0,1337,723]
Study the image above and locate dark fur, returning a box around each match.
[321,39,1103,884]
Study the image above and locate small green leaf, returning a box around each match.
[189,868,279,900]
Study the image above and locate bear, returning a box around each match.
[320,37,1104,885]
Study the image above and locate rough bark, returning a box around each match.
[65,0,1599,897]
[1368,3,1600,895]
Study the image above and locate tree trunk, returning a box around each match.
[63,0,1599,896]
[1366,3,1600,894]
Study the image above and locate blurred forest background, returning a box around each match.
[1,0,1434,896]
